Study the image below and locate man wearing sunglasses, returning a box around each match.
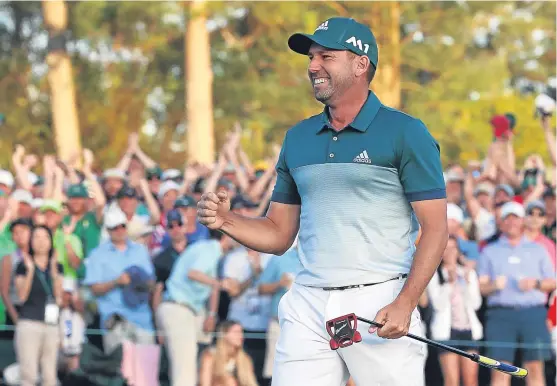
[524,200,556,270]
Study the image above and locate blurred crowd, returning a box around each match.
[0,113,554,386]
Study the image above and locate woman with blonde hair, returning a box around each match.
[199,320,258,386]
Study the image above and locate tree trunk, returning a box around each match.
[42,0,82,164]
[185,0,214,164]
[370,2,401,109]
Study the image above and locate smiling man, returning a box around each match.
[198,17,448,386]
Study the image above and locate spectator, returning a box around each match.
[155,230,235,386]
[524,200,556,270]
[478,202,556,386]
[542,187,556,243]
[160,195,210,250]
[446,204,479,264]
[0,218,33,339]
[0,218,32,336]
[83,209,156,354]
[444,169,465,208]
[39,200,84,280]
[15,225,63,386]
[258,239,302,381]
[151,181,180,254]
[0,171,16,255]
[199,320,258,386]
[463,164,496,242]
[146,166,163,198]
[427,236,482,386]
[58,277,85,373]
[10,189,33,219]
[101,168,127,205]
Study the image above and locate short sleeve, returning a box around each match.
[259,256,280,284]
[15,261,27,276]
[398,120,446,202]
[539,245,555,280]
[223,252,248,281]
[476,250,492,279]
[82,250,103,286]
[271,132,301,205]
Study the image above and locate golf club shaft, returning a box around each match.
[356,316,528,378]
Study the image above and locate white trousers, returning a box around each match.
[272,278,427,386]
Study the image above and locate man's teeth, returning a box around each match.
[314,78,327,84]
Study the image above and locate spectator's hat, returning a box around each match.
[39,199,62,214]
[491,114,511,138]
[162,168,182,181]
[104,209,127,230]
[0,169,14,189]
[526,200,546,215]
[474,183,494,197]
[174,195,196,209]
[166,208,184,225]
[11,189,33,206]
[31,198,44,209]
[103,168,126,180]
[231,195,258,210]
[62,277,77,293]
[66,183,89,198]
[122,265,153,308]
[500,201,525,219]
[223,162,236,174]
[288,17,379,69]
[446,203,464,224]
[444,170,464,183]
[217,177,235,191]
[495,184,514,198]
[504,113,517,130]
[158,180,180,200]
[9,217,33,232]
[146,165,163,180]
[117,186,138,199]
[128,222,154,241]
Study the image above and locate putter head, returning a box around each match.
[325,313,362,350]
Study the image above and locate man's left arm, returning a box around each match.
[372,119,448,339]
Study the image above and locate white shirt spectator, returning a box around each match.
[474,207,497,241]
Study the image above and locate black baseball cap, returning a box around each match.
[288,17,379,68]
[117,186,138,199]
[166,209,184,226]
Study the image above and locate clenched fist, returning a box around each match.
[197,191,231,230]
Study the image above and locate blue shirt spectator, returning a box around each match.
[163,239,223,314]
[160,220,210,249]
[258,248,303,319]
[84,239,155,331]
[477,236,554,308]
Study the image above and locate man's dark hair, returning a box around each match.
[367,64,376,84]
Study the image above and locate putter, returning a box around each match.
[325,313,528,379]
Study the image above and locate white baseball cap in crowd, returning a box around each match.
[0,170,14,189]
[500,201,525,219]
[62,277,76,293]
[10,189,33,206]
[474,183,494,197]
[158,180,180,200]
[27,172,39,186]
[104,208,127,230]
[447,203,464,224]
[31,198,44,209]
[103,168,127,180]
[161,168,182,181]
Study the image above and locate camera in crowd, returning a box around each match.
[535,77,556,118]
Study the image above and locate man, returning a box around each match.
[524,200,556,269]
[198,17,448,386]
[83,209,155,354]
[446,203,479,264]
[258,238,303,381]
[155,230,234,386]
[477,201,555,386]
[542,186,556,243]
[152,209,190,344]
[160,196,210,249]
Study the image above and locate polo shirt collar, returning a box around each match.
[499,235,529,247]
[318,90,382,133]
[108,239,133,252]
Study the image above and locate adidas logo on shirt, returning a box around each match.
[353,150,371,164]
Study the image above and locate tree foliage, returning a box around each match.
[0,1,554,169]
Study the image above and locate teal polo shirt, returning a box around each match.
[271,91,446,287]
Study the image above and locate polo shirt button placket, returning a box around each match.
[329,153,335,159]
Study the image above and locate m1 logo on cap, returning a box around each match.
[345,36,369,54]
[315,20,329,32]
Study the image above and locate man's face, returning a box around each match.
[18,202,33,218]
[109,225,127,244]
[445,181,462,204]
[167,220,187,243]
[104,178,124,197]
[148,177,161,194]
[161,190,178,212]
[118,197,137,217]
[502,215,523,238]
[308,44,356,104]
[178,207,197,232]
[494,190,511,206]
[11,224,30,250]
[43,210,61,230]
[476,192,492,209]
[525,208,546,232]
[67,197,87,214]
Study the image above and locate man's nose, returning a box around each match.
[308,58,322,74]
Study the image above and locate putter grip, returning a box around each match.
[475,355,528,378]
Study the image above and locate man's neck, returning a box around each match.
[524,228,540,240]
[327,87,369,130]
[112,241,127,251]
[172,239,187,253]
[506,234,523,247]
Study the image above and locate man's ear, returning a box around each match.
[355,56,370,79]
